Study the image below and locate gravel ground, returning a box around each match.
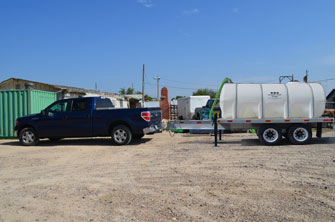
[0,131,334,222]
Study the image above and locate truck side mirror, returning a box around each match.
[41,109,46,116]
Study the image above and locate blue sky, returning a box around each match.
[1,0,335,98]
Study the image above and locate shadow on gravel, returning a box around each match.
[178,137,335,147]
[224,137,335,146]
[1,138,152,147]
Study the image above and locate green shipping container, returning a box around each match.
[0,90,57,138]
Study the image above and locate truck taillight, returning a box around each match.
[16,120,18,126]
[141,111,151,122]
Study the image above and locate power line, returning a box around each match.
[159,77,219,87]
[145,82,199,90]
[311,78,335,83]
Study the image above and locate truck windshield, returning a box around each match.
[207,100,220,107]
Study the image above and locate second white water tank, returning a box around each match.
[219,82,326,119]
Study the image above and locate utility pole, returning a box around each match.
[153,75,160,100]
[142,64,145,107]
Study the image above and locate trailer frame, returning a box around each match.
[168,116,334,146]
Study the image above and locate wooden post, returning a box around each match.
[214,114,218,146]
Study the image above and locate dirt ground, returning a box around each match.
[0,131,335,222]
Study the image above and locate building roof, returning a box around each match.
[327,89,335,100]
[0,77,122,98]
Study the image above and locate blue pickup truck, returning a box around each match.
[193,99,221,120]
[14,97,162,146]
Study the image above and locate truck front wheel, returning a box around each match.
[111,125,132,145]
[19,127,39,146]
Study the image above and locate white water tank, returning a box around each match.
[220,82,326,119]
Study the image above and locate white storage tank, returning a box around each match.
[220,82,326,119]
[177,96,210,120]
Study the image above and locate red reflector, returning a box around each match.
[304,119,310,122]
[245,120,251,122]
[196,121,202,124]
[285,120,290,122]
[265,120,271,122]
[323,119,331,122]
[141,111,151,122]
[228,120,233,123]
[180,121,185,124]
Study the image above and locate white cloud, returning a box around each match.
[232,8,239,13]
[182,8,199,16]
[137,0,153,8]
[319,55,335,65]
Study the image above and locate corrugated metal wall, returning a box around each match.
[0,90,57,138]
[29,90,57,114]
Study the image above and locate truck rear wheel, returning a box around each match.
[258,126,282,146]
[287,124,312,145]
[19,127,39,146]
[111,125,132,145]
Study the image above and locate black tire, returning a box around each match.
[258,126,282,146]
[19,127,39,146]
[287,124,312,145]
[111,125,132,145]
[133,133,145,140]
[48,138,62,141]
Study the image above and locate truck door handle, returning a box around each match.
[63,116,68,120]
[85,114,90,118]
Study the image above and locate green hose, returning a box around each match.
[209,78,232,120]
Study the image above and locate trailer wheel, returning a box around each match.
[19,127,39,146]
[258,126,282,146]
[287,124,312,145]
[111,125,132,145]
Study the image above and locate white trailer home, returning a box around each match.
[177,96,210,120]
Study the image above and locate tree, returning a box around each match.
[126,87,134,95]
[145,95,153,101]
[192,88,217,98]
[120,87,153,101]
[172,96,185,100]
[119,87,135,95]
[119,88,126,95]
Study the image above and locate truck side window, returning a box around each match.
[48,101,70,116]
[71,99,89,112]
[96,98,114,109]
